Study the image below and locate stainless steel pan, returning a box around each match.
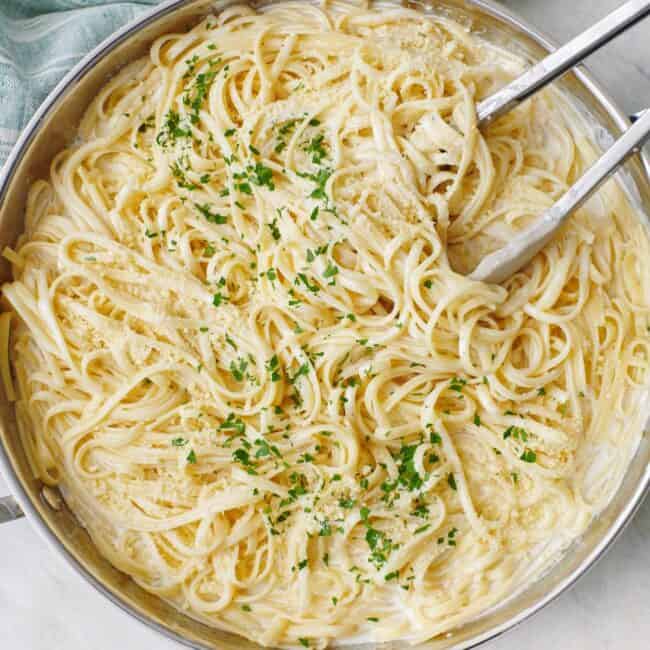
[0,1,648,648]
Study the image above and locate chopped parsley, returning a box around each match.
[394,443,424,491]
[296,167,332,201]
[156,110,190,147]
[182,54,199,79]
[323,263,339,279]
[183,58,220,124]
[235,181,252,195]
[249,161,274,190]
[449,376,466,392]
[267,217,281,241]
[274,117,301,153]
[365,526,395,568]
[266,355,282,382]
[296,272,320,294]
[229,358,248,381]
[254,438,281,459]
[304,132,327,164]
[412,502,429,518]
[319,520,332,537]
[170,160,198,190]
[195,203,227,224]
[232,448,256,472]
[218,413,245,434]
[137,114,155,133]
[520,449,537,463]
[306,244,327,263]
[279,119,300,136]
[503,426,528,441]
[290,363,310,384]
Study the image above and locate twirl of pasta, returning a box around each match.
[2,1,649,647]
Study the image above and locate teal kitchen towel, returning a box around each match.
[0,0,161,167]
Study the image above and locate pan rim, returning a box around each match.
[0,1,648,649]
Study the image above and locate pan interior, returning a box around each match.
[0,2,647,649]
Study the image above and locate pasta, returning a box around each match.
[2,1,650,647]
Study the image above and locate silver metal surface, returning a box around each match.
[471,108,650,283]
[477,0,650,126]
[0,1,648,649]
[0,494,23,523]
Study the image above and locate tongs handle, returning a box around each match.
[551,109,650,223]
[477,0,650,127]
[469,109,650,284]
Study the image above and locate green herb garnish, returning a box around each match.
[195,203,227,224]
[520,449,537,463]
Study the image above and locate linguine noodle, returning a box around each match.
[2,1,649,647]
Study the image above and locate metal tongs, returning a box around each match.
[467,0,650,284]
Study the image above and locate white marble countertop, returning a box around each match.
[0,1,649,648]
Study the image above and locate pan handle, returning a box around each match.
[0,494,23,523]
